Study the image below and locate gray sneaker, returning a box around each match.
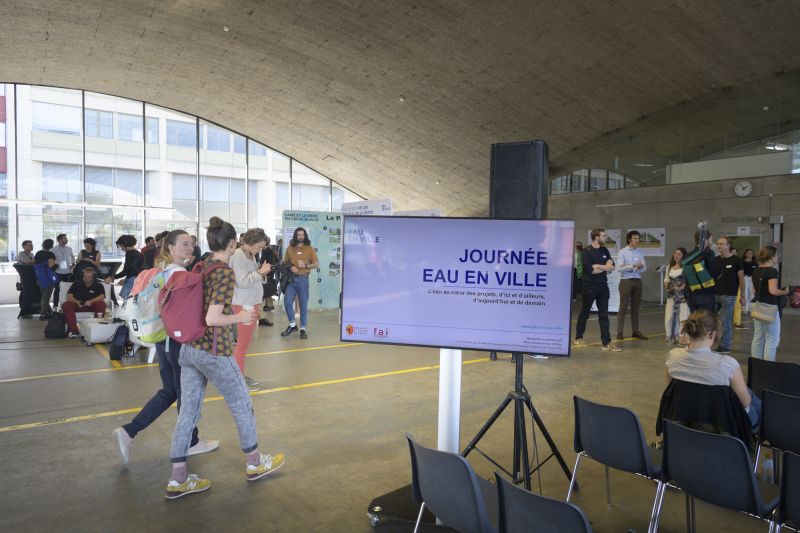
[601,343,622,352]
[112,427,132,464]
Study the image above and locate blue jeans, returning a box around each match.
[715,295,736,350]
[747,389,762,429]
[123,340,199,447]
[171,345,258,463]
[120,276,136,299]
[751,312,781,362]
[283,275,310,329]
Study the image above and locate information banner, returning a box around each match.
[341,198,393,216]
[281,210,343,309]
[629,227,666,257]
[341,217,575,356]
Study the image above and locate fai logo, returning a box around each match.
[346,324,354,335]
[373,327,389,338]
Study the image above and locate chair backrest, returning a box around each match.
[780,451,800,527]
[662,420,768,516]
[761,390,800,455]
[406,434,494,533]
[747,357,800,399]
[573,396,658,477]
[656,379,753,449]
[495,473,592,533]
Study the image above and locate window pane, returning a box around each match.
[199,120,245,229]
[86,166,113,204]
[19,204,84,250]
[85,93,144,206]
[166,119,197,148]
[206,125,230,152]
[33,102,81,135]
[146,117,159,144]
[0,205,8,262]
[85,109,113,139]
[118,113,143,142]
[86,207,142,258]
[590,169,607,191]
[291,161,331,211]
[42,163,82,203]
[234,134,246,154]
[248,140,290,240]
[1,84,14,199]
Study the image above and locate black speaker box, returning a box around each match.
[489,140,548,220]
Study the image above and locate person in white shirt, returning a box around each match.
[616,230,647,340]
[52,233,75,308]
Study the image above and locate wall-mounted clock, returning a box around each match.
[734,180,753,197]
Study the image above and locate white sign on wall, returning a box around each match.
[628,227,666,257]
[394,208,442,217]
[342,198,393,216]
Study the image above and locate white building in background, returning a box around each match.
[0,84,362,262]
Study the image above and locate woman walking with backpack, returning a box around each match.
[112,230,218,464]
[165,217,285,500]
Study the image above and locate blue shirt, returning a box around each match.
[617,246,646,280]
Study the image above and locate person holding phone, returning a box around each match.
[230,227,272,391]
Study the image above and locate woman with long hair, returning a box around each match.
[112,230,218,464]
[750,247,788,361]
[165,217,284,500]
[666,309,760,428]
[230,227,272,390]
[664,247,689,345]
[741,248,756,315]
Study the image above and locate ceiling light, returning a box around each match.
[765,142,790,151]
[632,163,654,167]
[399,95,406,102]
[762,105,770,111]
[223,26,230,32]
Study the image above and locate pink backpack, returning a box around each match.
[158,261,228,350]
[130,268,162,297]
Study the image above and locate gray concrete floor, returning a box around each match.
[0,301,797,532]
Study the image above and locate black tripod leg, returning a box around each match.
[516,398,532,490]
[525,397,573,483]
[462,395,513,457]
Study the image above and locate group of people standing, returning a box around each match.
[574,226,787,362]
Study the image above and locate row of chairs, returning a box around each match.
[407,357,800,532]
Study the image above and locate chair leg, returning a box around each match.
[566,454,582,502]
[754,444,763,474]
[605,465,612,506]
[685,494,696,533]
[647,481,665,533]
[650,480,667,533]
[413,502,425,533]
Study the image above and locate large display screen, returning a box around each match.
[340,216,575,355]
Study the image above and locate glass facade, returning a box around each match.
[0,84,364,260]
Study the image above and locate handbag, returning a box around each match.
[751,270,778,323]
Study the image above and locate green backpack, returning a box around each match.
[681,249,715,292]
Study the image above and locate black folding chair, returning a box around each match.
[755,390,800,481]
[773,451,800,532]
[406,433,497,533]
[655,420,779,532]
[747,358,800,399]
[567,396,663,532]
[495,473,592,532]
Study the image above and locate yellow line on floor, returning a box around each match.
[572,331,665,348]
[93,343,122,368]
[0,357,490,433]
[0,342,365,384]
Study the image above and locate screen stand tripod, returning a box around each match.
[461,351,575,491]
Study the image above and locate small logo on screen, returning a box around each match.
[373,327,389,338]
[345,324,354,335]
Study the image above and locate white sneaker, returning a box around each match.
[112,427,132,464]
[187,438,220,456]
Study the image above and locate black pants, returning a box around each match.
[123,340,199,447]
[576,284,611,345]
[687,291,716,313]
[617,278,643,335]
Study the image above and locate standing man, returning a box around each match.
[714,236,744,355]
[616,230,648,340]
[62,269,107,338]
[281,227,318,340]
[685,228,720,312]
[52,233,75,308]
[574,228,622,352]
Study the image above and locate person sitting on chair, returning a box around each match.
[62,268,107,338]
[665,309,761,428]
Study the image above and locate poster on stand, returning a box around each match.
[586,229,621,255]
[282,210,343,310]
[629,227,666,257]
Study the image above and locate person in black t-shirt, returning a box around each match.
[574,228,621,352]
[750,246,788,361]
[34,239,58,319]
[105,235,144,298]
[713,237,744,354]
[63,268,107,337]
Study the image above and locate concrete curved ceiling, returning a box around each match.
[1,0,799,215]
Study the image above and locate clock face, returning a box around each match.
[734,180,753,197]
